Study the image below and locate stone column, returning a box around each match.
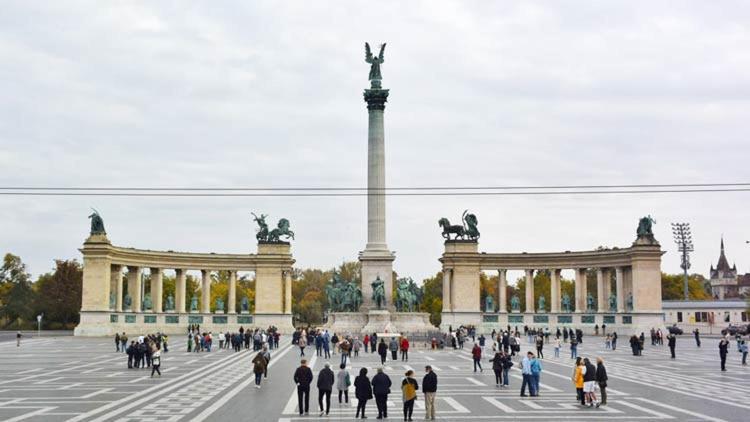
[112,265,123,312]
[575,268,587,313]
[175,269,186,313]
[442,269,452,312]
[151,268,163,313]
[602,269,611,310]
[284,270,293,315]
[364,87,389,252]
[201,270,211,314]
[596,268,606,313]
[550,269,561,313]
[525,269,535,313]
[228,270,237,314]
[127,266,142,312]
[615,267,625,313]
[498,269,507,313]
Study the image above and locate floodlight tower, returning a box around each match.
[671,223,694,301]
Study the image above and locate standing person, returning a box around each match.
[336,363,351,404]
[489,350,503,387]
[363,334,370,354]
[472,343,483,372]
[570,336,578,359]
[340,338,350,366]
[520,352,533,397]
[402,370,419,422]
[378,339,388,365]
[298,334,307,357]
[611,332,618,350]
[371,368,392,419]
[582,357,599,407]
[573,357,585,406]
[719,337,729,372]
[371,333,377,353]
[536,335,544,359]
[739,340,748,365]
[630,335,640,356]
[530,352,542,397]
[595,357,608,406]
[354,368,372,419]
[121,333,128,352]
[16,331,22,347]
[667,332,677,359]
[389,337,399,361]
[693,329,701,347]
[501,351,513,387]
[252,350,267,388]
[317,363,334,416]
[150,346,162,377]
[293,359,314,416]
[400,336,410,361]
[554,337,561,358]
[422,366,437,421]
[115,333,121,352]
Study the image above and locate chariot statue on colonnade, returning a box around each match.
[438,210,480,240]
[253,212,295,242]
[88,208,106,235]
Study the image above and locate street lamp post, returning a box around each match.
[671,223,694,301]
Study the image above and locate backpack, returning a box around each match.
[345,372,351,387]
[402,380,417,401]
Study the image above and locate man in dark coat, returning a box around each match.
[719,338,729,371]
[422,365,438,420]
[371,368,392,419]
[316,363,334,416]
[667,333,677,359]
[293,359,314,415]
[595,356,608,405]
[377,339,388,365]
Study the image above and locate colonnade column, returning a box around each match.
[284,270,293,315]
[228,271,237,314]
[175,269,186,313]
[596,268,606,313]
[442,269,452,312]
[498,269,507,313]
[550,269,561,313]
[128,266,142,312]
[201,270,211,313]
[112,265,123,312]
[151,268,163,313]
[615,267,625,313]
[525,269,535,313]
[575,268,586,313]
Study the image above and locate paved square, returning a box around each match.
[0,334,747,421]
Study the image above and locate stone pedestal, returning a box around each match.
[359,250,395,311]
[326,310,436,335]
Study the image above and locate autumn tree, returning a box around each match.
[34,260,83,328]
[0,253,34,327]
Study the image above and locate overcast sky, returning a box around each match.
[1,1,749,283]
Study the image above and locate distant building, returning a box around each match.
[663,300,749,328]
[709,238,750,299]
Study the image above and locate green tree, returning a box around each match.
[0,253,34,327]
[34,260,83,328]
[661,273,711,300]
[420,272,443,326]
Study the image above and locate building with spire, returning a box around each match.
[709,238,747,299]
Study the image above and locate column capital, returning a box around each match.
[364,88,389,110]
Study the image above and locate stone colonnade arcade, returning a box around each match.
[74,233,294,336]
[440,232,665,334]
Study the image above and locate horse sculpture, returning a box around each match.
[268,218,295,242]
[438,210,480,240]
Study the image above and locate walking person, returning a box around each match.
[16,331,22,347]
[400,336,409,361]
[719,337,729,371]
[554,337,561,358]
[261,344,271,378]
[372,368,392,419]
[336,363,351,404]
[740,340,748,365]
[401,370,419,421]
[582,357,600,407]
[501,351,513,387]
[422,366,437,421]
[378,339,388,365]
[293,359,314,416]
[115,333,121,352]
[298,335,307,357]
[490,350,503,387]
[693,328,701,347]
[354,368,373,419]
[595,357,608,406]
[150,347,162,377]
[472,343,483,372]
[570,336,578,359]
[252,350,267,389]
[389,337,399,361]
[667,332,677,359]
[317,363,334,416]
[536,335,544,359]
[573,357,585,406]
[530,352,542,396]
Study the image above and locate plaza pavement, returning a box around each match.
[0,333,747,421]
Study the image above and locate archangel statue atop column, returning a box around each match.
[365,42,386,89]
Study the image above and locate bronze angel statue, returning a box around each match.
[365,42,386,88]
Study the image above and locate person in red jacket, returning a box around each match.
[472,343,483,372]
[400,336,410,361]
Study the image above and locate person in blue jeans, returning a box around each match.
[520,352,533,397]
[530,353,542,396]
[570,338,578,359]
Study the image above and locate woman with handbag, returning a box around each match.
[336,363,351,404]
[401,370,419,421]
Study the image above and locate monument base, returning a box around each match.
[253,313,295,334]
[325,310,435,335]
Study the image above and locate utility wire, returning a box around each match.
[0,188,749,197]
